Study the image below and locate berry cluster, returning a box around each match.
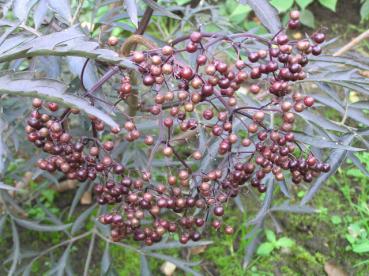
[26,100,125,185]
[27,11,330,245]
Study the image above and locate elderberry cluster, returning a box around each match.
[27,11,331,245]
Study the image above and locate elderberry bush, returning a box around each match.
[24,10,333,245]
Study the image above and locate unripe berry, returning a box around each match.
[107,36,119,46]
[190,31,202,43]
[162,45,174,55]
[303,96,315,107]
[32,98,43,108]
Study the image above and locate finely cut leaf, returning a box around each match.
[101,243,111,274]
[144,253,201,276]
[0,73,119,129]
[277,180,290,198]
[301,134,354,205]
[348,152,369,178]
[9,219,20,276]
[243,224,263,268]
[0,182,23,192]
[248,177,274,225]
[0,116,7,175]
[142,0,181,20]
[47,0,72,22]
[140,255,151,276]
[13,0,36,21]
[294,133,363,151]
[13,217,72,232]
[271,201,316,213]
[125,0,138,27]
[142,240,213,251]
[68,181,89,218]
[33,0,48,29]
[71,203,97,234]
[242,0,281,33]
[0,26,134,68]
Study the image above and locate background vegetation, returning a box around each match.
[0,0,368,275]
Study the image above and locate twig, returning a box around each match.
[333,29,369,56]
[83,66,120,97]
[83,230,96,276]
[72,0,86,25]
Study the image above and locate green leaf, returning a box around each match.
[276,237,295,248]
[352,240,369,253]
[319,0,337,12]
[230,4,252,24]
[265,229,276,243]
[242,0,282,33]
[296,0,314,10]
[256,242,274,256]
[300,9,315,28]
[331,215,342,225]
[0,72,119,129]
[360,0,369,20]
[270,0,294,13]
[175,0,191,4]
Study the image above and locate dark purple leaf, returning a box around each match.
[71,203,97,234]
[142,0,181,20]
[0,73,119,129]
[140,255,151,276]
[125,0,138,27]
[248,176,274,225]
[277,179,290,198]
[271,201,316,213]
[348,152,369,178]
[144,252,201,276]
[47,0,72,23]
[101,243,111,274]
[13,217,72,232]
[243,224,262,268]
[9,218,20,276]
[142,240,213,251]
[294,133,362,151]
[33,0,48,29]
[301,134,354,205]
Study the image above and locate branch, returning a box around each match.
[333,29,369,56]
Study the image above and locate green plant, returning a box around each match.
[270,0,339,28]
[0,0,368,275]
[256,229,295,256]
